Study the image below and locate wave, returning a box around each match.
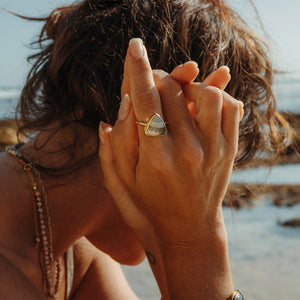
[0,87,21,100]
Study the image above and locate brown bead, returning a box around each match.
[35,192,41,197]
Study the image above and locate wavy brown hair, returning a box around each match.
[15,0,292,171]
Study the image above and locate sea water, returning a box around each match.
[0,86,20,119]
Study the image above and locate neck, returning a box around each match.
[9,126,106,256]
[3,124,143,266]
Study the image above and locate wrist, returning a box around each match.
[154,215,228,248]
[155,222,233,300]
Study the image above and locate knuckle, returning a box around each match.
[157,75,182,96]
[228,98,240,112]
[153,69,169,81]
[224,94,240,113]
[180,145,203,167]
[150,154,173,175]
[135,89,158,111]
[204,146,225,168]
[201,86,223,108]
[205,85,222,98]
[144,145,173,173]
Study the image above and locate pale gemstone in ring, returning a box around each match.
[136,113,167,136]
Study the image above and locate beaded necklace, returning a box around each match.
[6,143,61,299]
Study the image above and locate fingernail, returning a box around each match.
[238,101,244,121]
[118,94,131,121]
[184,61,198,68]
[223,66,230,74]
[172,64,183,73]
[129,38,144,59]
[99,121,105,144]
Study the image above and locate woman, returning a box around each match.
[0,0,290,299]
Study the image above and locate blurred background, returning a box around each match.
[0,0,299,299]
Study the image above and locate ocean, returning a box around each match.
[1,76,300,119]
[0,78,300,299]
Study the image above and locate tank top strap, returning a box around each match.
[64,246,74,299]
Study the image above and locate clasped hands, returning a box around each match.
[99,38,244,244]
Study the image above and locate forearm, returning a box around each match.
[155,222,233,300]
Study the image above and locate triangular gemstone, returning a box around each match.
[145,114,167,136]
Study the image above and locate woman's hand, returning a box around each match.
[99,45,235,299]
[105,39,242,233]
[99,68,233,238]
[99,38,243,300]
[99,60,233,238]
[99,61,199,238]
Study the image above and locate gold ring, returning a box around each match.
[136,113,167,136]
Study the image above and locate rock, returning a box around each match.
[279,218,300,228]
[0,119,25,152]
[223,183,300,209]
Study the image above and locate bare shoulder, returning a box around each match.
[0,251,46,299]
[70,237,139,300]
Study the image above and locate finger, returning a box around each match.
[99,121,139,220]
[153,70,197,139]
[203,66,231,90]
[98,122,122,197]
[109,94,139,185]
[126,39,163,133]
[182,83,223,147]
[221,93,243,147]
[170,61,199,84]
[182,83,244,121]
[121,55,130,99]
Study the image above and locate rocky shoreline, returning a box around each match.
[224,183,300,208]
[224,183,300,227]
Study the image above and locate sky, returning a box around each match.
[0,0,300,87]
